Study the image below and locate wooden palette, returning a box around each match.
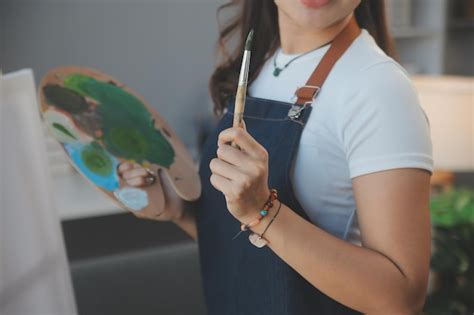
[38,66,201,214]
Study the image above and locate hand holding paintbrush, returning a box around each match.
[231,29,254,149]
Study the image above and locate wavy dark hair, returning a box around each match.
[209,0,397,116]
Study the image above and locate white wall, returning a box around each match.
[0,0,224,150]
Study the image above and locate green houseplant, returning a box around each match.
[424,187,474,315]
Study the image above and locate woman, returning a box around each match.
[118,0,433,313]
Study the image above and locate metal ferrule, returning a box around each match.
[238,50,251,85]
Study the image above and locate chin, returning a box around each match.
[276,0,360,30]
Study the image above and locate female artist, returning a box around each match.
[118,0,433,313]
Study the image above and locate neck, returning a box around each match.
[278,13,353,55]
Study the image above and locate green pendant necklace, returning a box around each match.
[272,40,333,77]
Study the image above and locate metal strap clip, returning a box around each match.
[287,103,307,120]
[288,85,321,120]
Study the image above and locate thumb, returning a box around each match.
[240,119,247,131]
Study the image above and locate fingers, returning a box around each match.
[209,173,232,195]
[217,127,263,160]
[241,119,247,131]
[117,161,134,174]
[122,167,148,181]
[209,157,244,181]
[126,176,148,187]
[216,144,253,170]
[117,162,153,187]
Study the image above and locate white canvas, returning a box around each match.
[0,69,77,315]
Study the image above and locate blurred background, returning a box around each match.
[0,0,473,314]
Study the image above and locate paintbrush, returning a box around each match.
[231,29,254,149]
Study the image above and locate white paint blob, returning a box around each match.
[113,187,149,211]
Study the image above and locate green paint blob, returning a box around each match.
[43,84,89,114]
[64,74,150,122]
[52,122,77,140]
[106,127,149,157]
[64,73,176,168]
[81,142,113,176]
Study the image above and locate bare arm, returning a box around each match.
[212,121,432,313]
[172,201,198,241]
[249,168,431,314]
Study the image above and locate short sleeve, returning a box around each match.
[336,61,434,179]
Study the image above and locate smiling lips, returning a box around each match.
[300,0,331,9]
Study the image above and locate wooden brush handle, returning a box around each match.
[231,85,246,149]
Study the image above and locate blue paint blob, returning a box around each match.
[64,143,119,192]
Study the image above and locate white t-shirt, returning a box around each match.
[248,29,433,245]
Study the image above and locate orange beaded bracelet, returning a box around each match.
[231,188,278,242]
[248,199,282,248]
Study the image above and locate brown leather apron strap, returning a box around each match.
[294,16,361,106]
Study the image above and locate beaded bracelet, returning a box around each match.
[249,199,282,248]
[231,188,278,241]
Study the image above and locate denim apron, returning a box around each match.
[194,16,362,315]
[194,95,361,314]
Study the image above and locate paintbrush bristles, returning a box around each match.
[245,29,254,51]
[238,29,254,86]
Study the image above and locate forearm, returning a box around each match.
[249,202,425,314]
[172,201,198,241]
